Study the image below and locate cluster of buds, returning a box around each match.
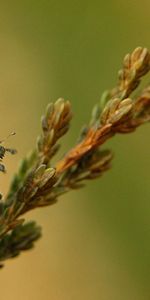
[0,47,150,266]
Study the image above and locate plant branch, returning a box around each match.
[0,46,150,266]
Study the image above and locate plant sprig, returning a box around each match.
[0,46,150,266]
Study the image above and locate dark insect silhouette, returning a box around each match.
[0,132,17,173]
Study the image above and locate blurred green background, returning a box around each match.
[0,1,150,299]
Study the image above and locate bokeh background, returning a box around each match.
[0,1,150,299]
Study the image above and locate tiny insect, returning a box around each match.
[0,132,17,172]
